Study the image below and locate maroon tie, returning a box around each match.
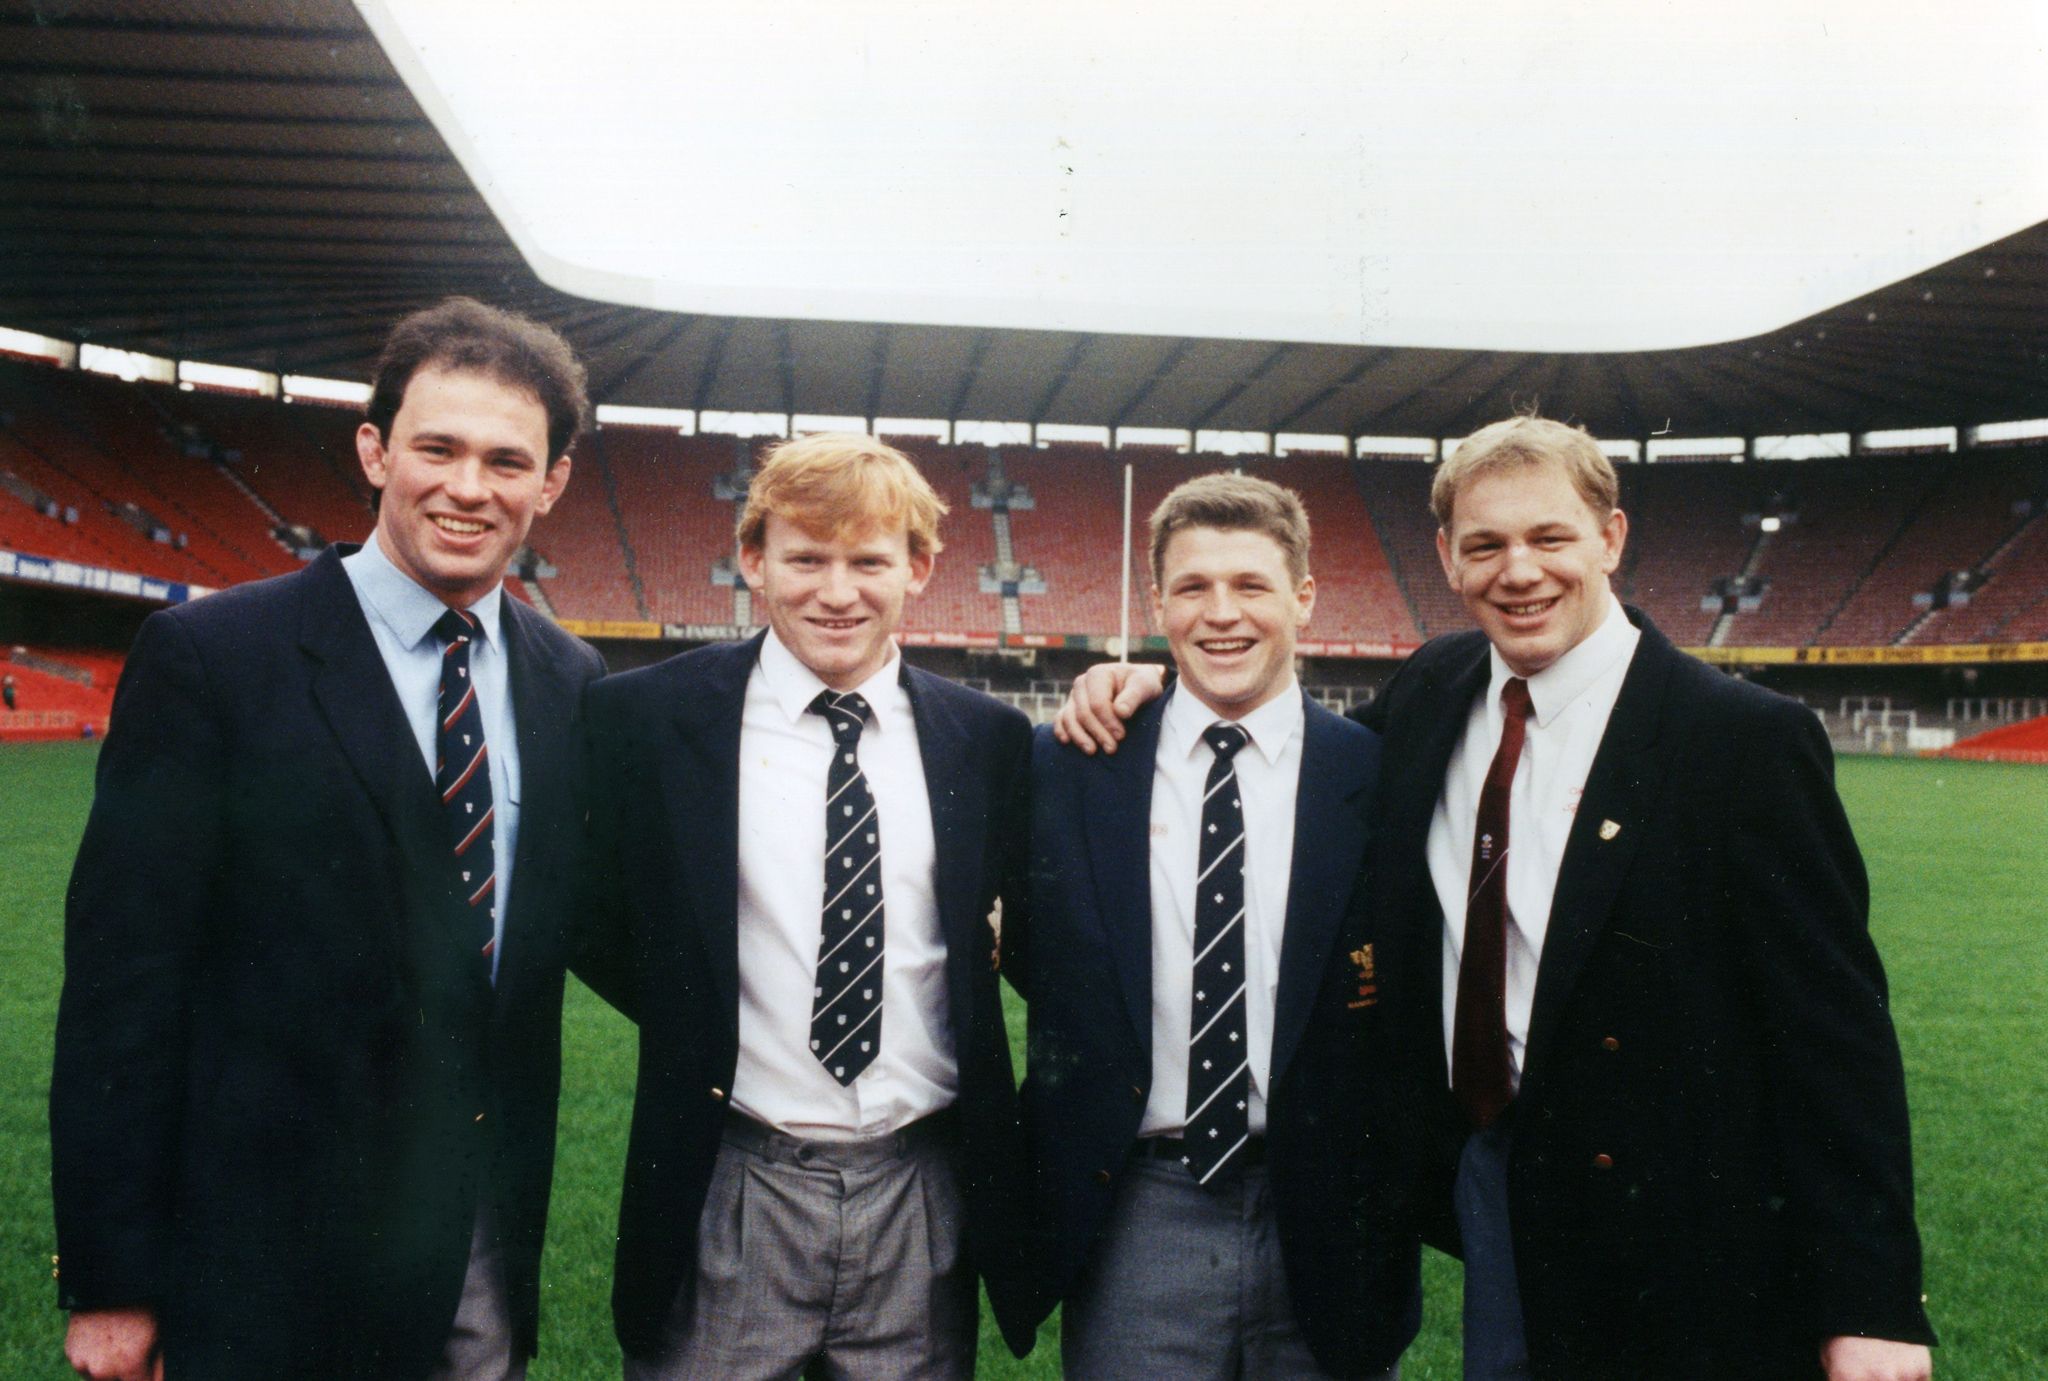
[1453,676,1532,1131]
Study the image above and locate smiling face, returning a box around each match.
[739,514,933,690]
[1154,525,1314,720]
[1436,459,1627,677]
[357,365,569,609]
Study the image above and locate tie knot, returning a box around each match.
[433,607,478,649]
[1500,677,1533,725]
[810,689,873,743]
[1203,722,1250,761]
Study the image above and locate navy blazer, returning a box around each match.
[1023,688,1420,1377]
[51,547,605,1381]
[1361,609,1933,1380]
[582,633,1040,1360]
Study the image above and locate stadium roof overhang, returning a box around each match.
[3,0,2046,442]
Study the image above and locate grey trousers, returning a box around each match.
[1454,1120,1532,1381]
[1061,1153,1398,1381]
[426,1208,526,1381]
[624,1112,977,1381]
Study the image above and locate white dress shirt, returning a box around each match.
[342,538,521,982]
[1141,681,1304,1138]
[731,630,953,1140]
[1426,596,1640,1086]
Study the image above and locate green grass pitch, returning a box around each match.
[2,744,2041,1377]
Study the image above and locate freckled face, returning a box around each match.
[1436,462,1625,677]
[1154,525,1314,720]
[357,366,568,609]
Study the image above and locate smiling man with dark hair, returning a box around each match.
[52,299,603,1381]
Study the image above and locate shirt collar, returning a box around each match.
[1488,594,1635,729]
[351,535,503,652]
[758,626,907,728]
[1162,675,1303,768]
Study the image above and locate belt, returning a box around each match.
[1133,1133,1267,1168]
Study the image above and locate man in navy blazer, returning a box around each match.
[1025,474,1418,1379]
[1057,419,1934,1381]
[52,299,606,1381]
[583,434,1036,1377]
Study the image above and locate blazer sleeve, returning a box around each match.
[1727,697,1934,1346]
[50,612,226,1311]
[993,711,1035,1002]
[570,677,640,1021]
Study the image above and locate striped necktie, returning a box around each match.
[433,608,497,967]
[1184,721,1252,1185]
[808,690,883,1085]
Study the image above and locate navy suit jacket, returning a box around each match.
[51,547,606,1381]
[1360,609,1933,1380]
[581,633,1040,1359]
[1023,689,1420,1376]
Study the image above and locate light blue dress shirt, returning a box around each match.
[342,539,520,981]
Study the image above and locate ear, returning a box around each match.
[535,454,572,517]
[1435,526,1458,590]
[356,422,390,490]
[1599,507,1628,574]
[736,541,766,592]
[905,546,934,597]
[1294,572,1316,629]
[1149,582,1166,635]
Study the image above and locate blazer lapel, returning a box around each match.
[1079,696,1166,1061]
[1270,697,1373,1085]
[665,636,758,1020]
[1521,612,1674,1097]
[299,549,486,998]
[903,668,983,1026]
[1394,641,1492,1095]
[299,550,448,896]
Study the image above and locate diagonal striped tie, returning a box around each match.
[433,608,497,967]
[1184,721,1252,1186]
[808,690,883,1086]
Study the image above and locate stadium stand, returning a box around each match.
[893,443,1006,638]
[601,429,743,627]
[1354,459,1465,639]
[1613,461,1759,646]
[0,648,115,741]
[1936,714,2048,765]
[0,364,279,588]
[1260,455,1418,646]
[171,389,376,551]
[1823,451,2048,645]
[1720,458,1946,647]
[524,428,643,623]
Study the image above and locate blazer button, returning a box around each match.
[710,1087,727,1101]
[1130,1085,1145,1103]
[1094,1169,1113,1185]
[1592,1153,1614,1170]
[474,1112,486,1124]
[1601,1036,1620,1052]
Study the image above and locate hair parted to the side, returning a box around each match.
[365,297,589,463]
[1431,413,1618,528]
[1148,472,1311,587]
[736,433,948,557]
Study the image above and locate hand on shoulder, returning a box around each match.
[1051,662,1167,754]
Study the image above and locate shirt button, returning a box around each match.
[1592,1153,1614,1170]
[1601,1036,1620,1052]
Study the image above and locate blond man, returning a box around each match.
[583,435,1039,1378]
